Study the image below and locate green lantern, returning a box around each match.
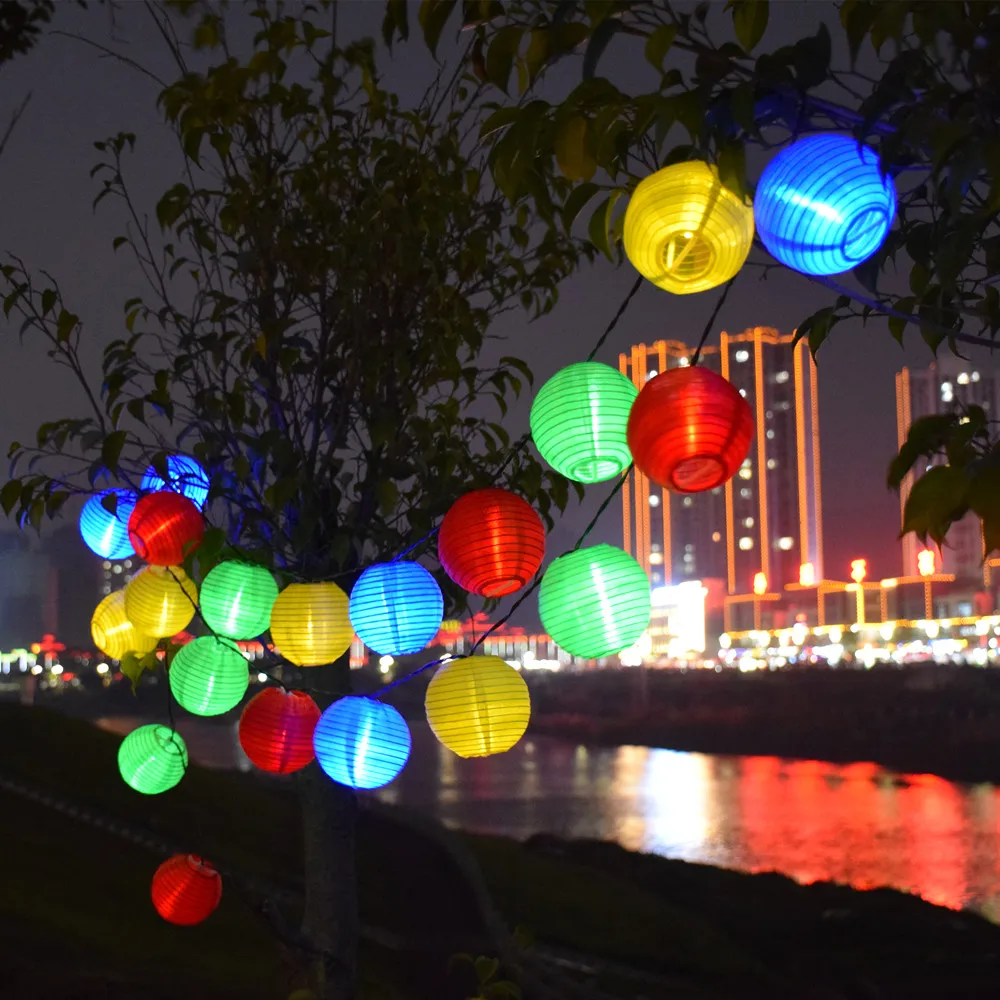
[538,543,651,659]
[200,561,278,640]
[169,636,249,717]
[529,361,638,484]
[118,723,188,795]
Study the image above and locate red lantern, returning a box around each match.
[238,688,320,774]
[151,854,222,925]
[128,492,204,566]
[627,366,754,493]
[438,489,545,598]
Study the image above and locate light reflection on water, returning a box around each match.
[96,717,1000,919]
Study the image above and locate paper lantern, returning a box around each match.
[754,134,896,276]
[425,655,530,758]
[91,590,158,661]
[349,562,442,656]
[627,367,754,492]
[151,854,222,926]
[200,561,278,640]
[169,635,248,717]
[118,723,188,795]
[313,696,411,789]
[239,687,320,774]
[142,454,211,510]
[623,161,754,294]
[538,544,651,659]
[124,566,198,638]
[529,362,637,484]
[79,489,136,560]
[269,582,352,667]
[128,491,204,566]
[437,489,545,598]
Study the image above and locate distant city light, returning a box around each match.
[379,655,394,674]
[50,664,63,676]
[739,537,753,550]
[778,536,794,551]
[96,662,109,675]
[917,549,936,577]
[850,559,867,584]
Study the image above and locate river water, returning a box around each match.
[96,716,1000,920]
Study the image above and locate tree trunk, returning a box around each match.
[298,652,358,1000]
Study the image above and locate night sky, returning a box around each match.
[0,3,993,630]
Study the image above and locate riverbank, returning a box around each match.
[2,703,1000,998]
[526,663,1000,785]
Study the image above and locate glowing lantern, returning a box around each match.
[753,572,767,596]
[200,561,278,640]
[238,688,320,774]
[627,367,753,493]
[349,562,443,656]
[623,161,755,294]
[425,655,530,758]
[169,636,248,717]
[142,455,211,510]
[538,544,651,659]
[269,582,352,667]
[79,489,136,560]
[529,362,638,484]
[128,491,204,566]
[151,855,222,926]
[917,549,936,577]
[754,134,896,276]
[124,566,198,638]
[313,696,411,789]
[118,724,188,795]
[91,590,158,661]
[437,489,545,598]
[799,562,816,587]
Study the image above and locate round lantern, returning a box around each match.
[425,655,530,758]
[627,366,754,492]
[128,491,204,566]
[200,561,278,640]
[124,565,198,638]
[538,544,651,659]
[142,454,211,510]
[754,134,897,276]
[239,687,320,774]
[269,582,352,667]
[79,489,136,560]
[169,635,249,717]
[349,562,443,656]
[313,696,411,789]
[151,854,222,926]
[437,489,545,598]
[91,590,158,661]
[529,362,638,484]
[623,161,755,294]
[118,724,188,795]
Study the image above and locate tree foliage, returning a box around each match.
[389,0,1000,563]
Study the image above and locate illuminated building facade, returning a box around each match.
[620,327,823,595]
[896,359,1000,582]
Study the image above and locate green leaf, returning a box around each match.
[644,24,677,70]
[554,116,596,182]
[55,309,79,343]
[582,18,620,80]
[901,464,969,546]
[561,181,599,231]
[1,479,21,516]
[717,142,747,201]
[478,107,521,140]
[120,651,159,694]
[382,0,409,47]
[886,413,958,490]
[485,25,523,92]
[587,191,623,260]
[40,288,56,316]
[377,480,399,517]
[418,0,457,57]
[730,0,769,52]
[474,956,500,985]
[100,431,128,472]
[970,468,1000,557]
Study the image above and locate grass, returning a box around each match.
[0,703,999,999]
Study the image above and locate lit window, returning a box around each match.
[685,544,694,552]
[775,371,790,384]
[741,458,752,468]
[647,369,658,380]
[766,458,778,470]
[739,468,752,480]
[102,561,111,570]
[941,381,954,403]
[777,536,794,551]
[958,372,970,385]
[765,409,773,420]
[102,585,111,595]
[683,496,693,507]
[683,564,693,574]
[735,349,749,362]
[972,371,981,382]
[113,565,122,575]
[739,388,748,398]
[678,357,690,367]
[124,559,133,569]
[712,531,721,542]
[648,495,660,507]
[683,553,694,563]
[743,517,754,528]
[652,570,662,581]
[739,537,754,551]
[766,429,775,440]
[649,552,663,565]
[651,543,661,553]
[740,488,752,499]
[711,488,722,495]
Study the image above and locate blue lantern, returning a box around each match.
[754,134,896,276]
[79,489,137,559]
[349,562,443,656]
[142,455,210,510]
[313,696,411,789]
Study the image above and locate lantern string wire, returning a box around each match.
[690,274,738,368]
[585,274,644,362]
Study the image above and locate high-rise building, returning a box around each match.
[895,358,1000,582]
[620,327,823,595]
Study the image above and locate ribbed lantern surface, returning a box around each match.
[349,561,443,655]
[169,635,249,717]
[313,696,411,789]
[269,582,352,667]
[124,566,198,638]
[141,454,211,510]
[79,489,136,560]
[200,561,278,640]
[128,491,204,566]
[238,688,320,774]
[118,723,188,795]
[151,854,222,925]
[91,590,158,661]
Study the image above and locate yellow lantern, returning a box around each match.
[91,590,158,660]
[623,161,754,295]
[424,655,530,758]
[124,565,198,638]
[270,582,352,667]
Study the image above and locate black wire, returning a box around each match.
[691,274,738,368]
[586,275,644,362]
